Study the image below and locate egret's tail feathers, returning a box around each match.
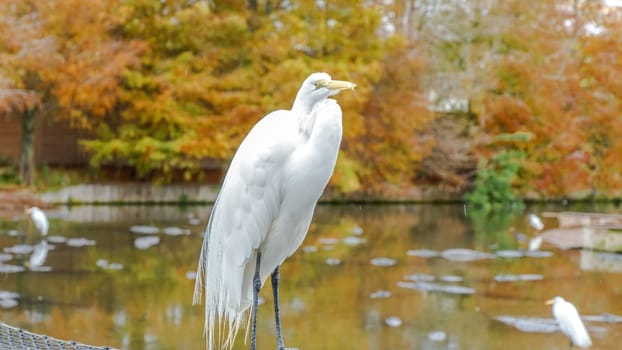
[194,226,249,350]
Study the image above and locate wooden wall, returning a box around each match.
[0,116,90,166]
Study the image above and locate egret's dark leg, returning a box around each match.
[271,266,298,350]
[251,252,262,350]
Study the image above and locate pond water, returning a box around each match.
[1,203,622,350]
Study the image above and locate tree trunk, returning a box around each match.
[19,108,37,186]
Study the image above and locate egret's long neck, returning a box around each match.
[292,95,321,140]
[306,100,342,153]
[291,92,316,117]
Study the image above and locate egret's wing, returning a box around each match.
[193,110,297,350]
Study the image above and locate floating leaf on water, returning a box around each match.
[0,264,25,273]
[520,274,544,281]
[427,331,447,342]
[0,298,18,309]
[352,226,364,235]
[134,236,160,250]
[302,245,317,253]
[0,253,12,262]
[441,285,476,295]
[370,257,397,267]
[29,266,52,272]
[525,250,553,258]
[342,236,366,246]
[325,258,342,266]
[494,274,543,282]
[129,225,159,235]
[4,244,33,255]
[406,249,439,258]
[404,273,435,282]
[96,259,123,270]
[583,313,622,323]
[384,316,402,328]
[440,275,464,283]
[318,237,338,245]
[0,290,19,300]
[398,281,475,295]
[107,263,124,270]
[369,290,392,299]
[162,227,191,236]
[494,274,519,282]
[7,230,21,237]
[291,297,306,312]
[66,238,96,247]
[186,271,197,280]
[441,248,494,262]
[496,250,524,259]
[494,315,558,333]
[47,235,67,244]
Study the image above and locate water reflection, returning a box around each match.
[0,204,621,349]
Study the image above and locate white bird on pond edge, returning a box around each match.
[546,296,592,349]
[528,213,544,231]
[25,207,49,236]
[193,72,356,350]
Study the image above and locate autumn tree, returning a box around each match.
[81,0,433,192]
[0,0,142,185]
[479,0,622,198]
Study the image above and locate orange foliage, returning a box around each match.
[476,0,622,198]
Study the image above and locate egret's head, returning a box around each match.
[25,207,37,215]
[545,296,564,305]
[293,72,356,113]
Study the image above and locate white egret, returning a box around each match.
[193,72,356,350]
[528,213,544,251]
[546,296,592,349]
[528,213,544,231]
[25,207,49,236]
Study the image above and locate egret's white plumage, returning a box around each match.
[528,213,544,231]
[193,72,355,350]
[26,207,49,236]
[547,296,592,348]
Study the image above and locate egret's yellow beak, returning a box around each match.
[318,79,356,91]
[545,299,554,305]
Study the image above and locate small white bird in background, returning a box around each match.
[528,213,544,231]
[193,72,355,350]
[546,296,592,349]
[25,207,49,237]
[528,213,544,251]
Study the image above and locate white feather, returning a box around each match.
[193,73,346,350]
